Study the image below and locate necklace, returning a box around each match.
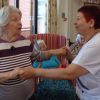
[85,29,100,43]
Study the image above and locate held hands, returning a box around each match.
[56,46,73,62]
[8,68,20,79]
[8,67,35,80]
[59,46,68,55]
[18,66,35,80]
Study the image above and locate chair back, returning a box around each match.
[28,33,67,49]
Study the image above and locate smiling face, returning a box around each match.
[4,10,22,38]
[74,12,93,36]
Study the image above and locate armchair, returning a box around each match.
[28,33,67,49]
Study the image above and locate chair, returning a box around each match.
[28,33,68,66]
[28,33,67,49]
[28,33,76,100]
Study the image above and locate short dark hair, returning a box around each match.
[78,5,100,29]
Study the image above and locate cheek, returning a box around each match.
[8,23,16,30]
[77,21,87,29]
[10,21,18,27]
[80,23,89,30]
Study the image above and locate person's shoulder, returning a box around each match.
[86,33,100,47]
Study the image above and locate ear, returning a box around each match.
[89,19,95,28]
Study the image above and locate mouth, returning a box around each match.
[75,26,78,29]
[18,25,22,30]
[18,27,22,30]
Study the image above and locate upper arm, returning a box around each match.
[72,42,100,77]
[65,63,89,79]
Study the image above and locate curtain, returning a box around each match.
[0,0,3,8]
[3,0,8,6]
[48,0,57,34]
[0,0,8,8]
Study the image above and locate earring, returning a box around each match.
[89,25,93,28]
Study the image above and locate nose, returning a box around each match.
[18,20,22,24]
[18,20,22,26]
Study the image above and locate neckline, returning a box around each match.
[0,35,25,43]
[85,29,100,43]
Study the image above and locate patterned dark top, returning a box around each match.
[0,36,35,100]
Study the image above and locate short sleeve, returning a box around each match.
[72,43,100,77]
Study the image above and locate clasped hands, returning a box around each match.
[13,67,35,80]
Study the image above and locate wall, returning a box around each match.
[57,0,83,42]
[69,0,83,41]
[57,0,68,38]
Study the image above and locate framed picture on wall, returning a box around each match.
[84,2,100,8]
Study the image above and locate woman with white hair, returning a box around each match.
[0,5,36,100]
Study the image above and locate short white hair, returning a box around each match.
[0,6,21,35]
[0,5,21,27]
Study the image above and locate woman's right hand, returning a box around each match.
[49,46,69,56]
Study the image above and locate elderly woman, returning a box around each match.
[0,5,36,100]
[0,5,66,100]
[19,5,100,100]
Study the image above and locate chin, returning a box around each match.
[14,33,21,38]
[17,31,21,35]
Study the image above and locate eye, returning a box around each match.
[12,18,18,21]
[11,17,21,22]
[76,17,80,21]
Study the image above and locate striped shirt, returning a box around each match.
[0,36,35,100]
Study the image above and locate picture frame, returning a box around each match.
[84,2,100,8]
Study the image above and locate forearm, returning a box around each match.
[43,49,63,58]
[49,49,63,56]
[42,49,74,64]
[20,64,88,81]
[34,68,75,80]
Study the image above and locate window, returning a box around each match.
[37,0,48,33]
[19,0,31,30]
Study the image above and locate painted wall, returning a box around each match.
[57,0,83,42]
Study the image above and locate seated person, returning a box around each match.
[32,40,60,69]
